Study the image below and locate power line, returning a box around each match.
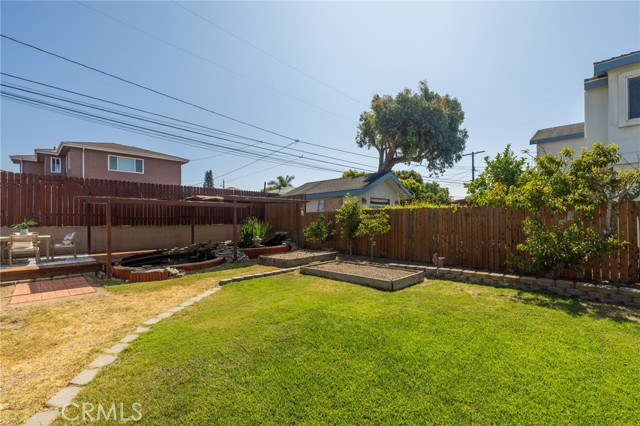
[1,73,378,167]
[1,34,373,159]
[1,87,376,175]
[171,1,368,108]
[74,1,356,123]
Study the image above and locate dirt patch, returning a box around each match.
[301,261,424,291]
[259,250,337,268]
[310,262,417,281]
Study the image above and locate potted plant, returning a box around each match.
[240,217,270,247]
[11,218,38,235]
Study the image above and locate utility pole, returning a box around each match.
[463,150,486,182]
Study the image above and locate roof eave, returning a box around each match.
[60,142,190,163]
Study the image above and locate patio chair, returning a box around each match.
[8,234,40,266]
[51,232,77,259]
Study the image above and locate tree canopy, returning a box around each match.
[266,175,295,191]
[465,145,527,206]
[392,170,450,205]
[356,81,468,173]
[203,170,214,189]
[341,169,367,178]
[490,143,639,273]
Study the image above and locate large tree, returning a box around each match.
[356,81,468,173]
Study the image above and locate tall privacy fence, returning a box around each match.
[1,171,267,227]
[265,203,640,284]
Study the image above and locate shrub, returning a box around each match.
[356,209,391,260]
[240,217,270,247]
[335,195,362,255]
[303,215,334,249]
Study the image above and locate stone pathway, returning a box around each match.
[11,277,95,304]
[25,267,298,426]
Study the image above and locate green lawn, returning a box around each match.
[57,274,640,425]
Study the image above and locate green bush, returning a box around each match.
[517,218,628,274]
[303,215,334,249]
[240,217,270,247]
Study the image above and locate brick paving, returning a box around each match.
[10,276,95,304]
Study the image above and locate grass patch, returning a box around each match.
[0,262,276,426]
[58,275,640,425]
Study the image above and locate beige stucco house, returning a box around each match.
[286,172,412,212]
[530,51,640,170]
[10,141,189,185]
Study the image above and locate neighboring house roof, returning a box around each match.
[9,154,37,163]
[286,171,412,199]
[593,50,640,75]
[530,122,585,145]
[10,141,189,164]
[267,185,296,196]
[586,51,640,90]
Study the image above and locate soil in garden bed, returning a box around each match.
[310,261,418,281]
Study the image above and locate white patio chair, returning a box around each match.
[51,232,77,259]
[8,234,40,266]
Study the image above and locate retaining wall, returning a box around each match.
[390,263,640,308]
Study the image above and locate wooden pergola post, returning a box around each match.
[85,201,92,254]
[233,200,238,262]
[106,200,112,279]
[190,206,195,244]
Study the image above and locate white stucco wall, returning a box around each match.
[537,60,639,169]
[585,62,640,169]
[361,178,410,207]
[535,136,587,157]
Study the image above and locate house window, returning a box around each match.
[51,157,61,173]
[108,155,143,173]
[317,199,325,212]
[628,76,640,120]
[369,197,390,208]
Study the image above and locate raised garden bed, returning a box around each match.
[301,261,424,291]
[258,250,337,268]
[113,257,224,282]
[241,244,289,259]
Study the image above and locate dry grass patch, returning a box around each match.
[0,262,276,426]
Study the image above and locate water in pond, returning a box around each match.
[120,251,211,268]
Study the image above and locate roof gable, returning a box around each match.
[530,122,585,145]
[286,172,412,199]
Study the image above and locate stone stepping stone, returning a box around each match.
[70,368,100,386]
[26,409,60,426]
[120,334,138,343]
[157,311,174,319]
[134,326,150,333]
[89,354,117,369]
[143,317,161,325]
[46,386,82,408]
[106,343,129,354]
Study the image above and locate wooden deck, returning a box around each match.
[0,250,157,283]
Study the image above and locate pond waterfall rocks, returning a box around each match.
[165,241,250,263]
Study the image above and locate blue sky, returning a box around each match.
[1,1,638,198]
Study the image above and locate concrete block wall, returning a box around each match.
[1,225,235,253]
[388,263,640,308]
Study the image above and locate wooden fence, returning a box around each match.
[265,203,640,284]
[0,171,267,227]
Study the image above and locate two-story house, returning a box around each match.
[530,51,640,170]
[10,141,189,185]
